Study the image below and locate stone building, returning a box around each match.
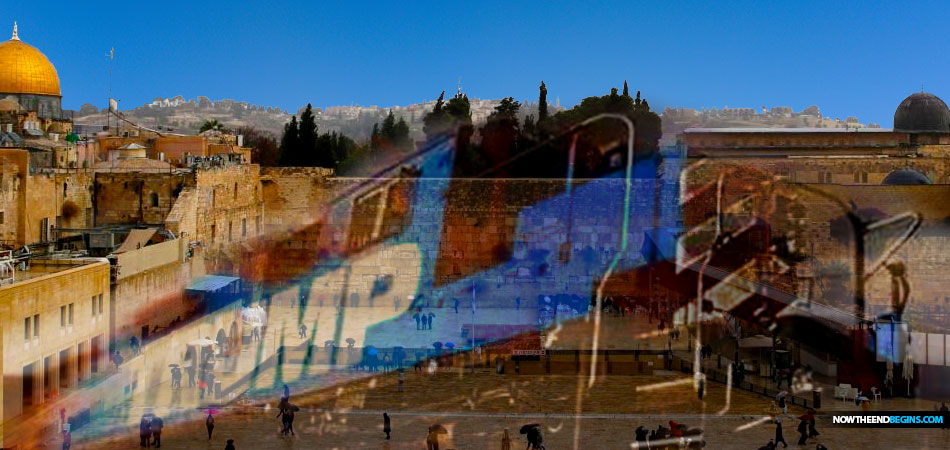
[0,256,110,447]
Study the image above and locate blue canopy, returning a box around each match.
[186,275,239,293]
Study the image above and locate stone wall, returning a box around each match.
[94,172,191,226]
[0,150,28,245]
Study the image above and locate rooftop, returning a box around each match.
[0,255,106,287]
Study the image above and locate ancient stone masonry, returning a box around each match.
[94,172,191,226]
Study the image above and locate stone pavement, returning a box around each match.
[75,368,950,449]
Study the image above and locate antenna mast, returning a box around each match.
[108,48,115,135]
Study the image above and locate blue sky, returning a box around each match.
[4,1,947,126]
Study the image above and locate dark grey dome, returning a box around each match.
[894,92,950,132]
[882,168,932,185]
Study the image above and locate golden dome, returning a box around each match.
[0,24,60,97]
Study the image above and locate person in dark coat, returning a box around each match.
[806,409,820,437]
[427,312,435,329]
[206,414,215,440]
[413,313,421,330]
[773,418,787,448]
[796,418,808,445]
[383,412,391,439]
[634,425,648,444]
[276,404,296,435]
[150,416,164,447]
[139,416,151,447]
[224,438,235,450]
[421,314,429,330]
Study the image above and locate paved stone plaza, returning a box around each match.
[73,368,949,449]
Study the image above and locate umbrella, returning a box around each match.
[367,347,379,356]
[430,424,448,434]
[168,364,179,368]
[205,408,220,415]
[188,338,217,347]
[520,424,541,434]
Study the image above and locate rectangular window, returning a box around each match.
[211,224,216,242]
[98,294,103,316]
[229,221,233,241]
[33,314,39,337]
[242,218,247,237]
[0,211,4,224]
[256,216,261,234]
[92,295,96,316]
[68,304,73,325]
[61,306,66,327]
[24,317,30,340]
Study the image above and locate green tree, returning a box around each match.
[622,80,629,97]
[394,117,411,150]
[199,119,227,133]
[423,91,448,136]
[489,97,520,122]
[278,116,299,166]
[474,97,522,177]
[237,126,280,167]
[298,104,319,165]
[550,85,662,171]
[538,81,549,124]
[371,111,413,152]
[423,90,472,139]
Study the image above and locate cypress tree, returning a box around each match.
[623,80,629,97]
[279,115,299,166]
[538,81,548,124]
[298,103,318,165]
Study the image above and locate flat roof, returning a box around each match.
[1,257,105,286]
[682,127,895,134]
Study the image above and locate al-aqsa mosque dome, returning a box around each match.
[893,92,950,133]
[0,23,63,118]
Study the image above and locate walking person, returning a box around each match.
[204,413,215,440]
[796,417,808,445]
[383,412,391,440]
[773,417,788,448]
[276,406,296,435]
[113,350,124,371]
[777,392,788,415]
[421,314,429,331]
[413,312,421,330]
[198,378,208,400]
[61,430,72,450]
[428,312,435,330]
[298,323,307,339]
[139,416,152,448]
[807,409,820,438]
[224,439,235,450]
[150,415,164,448]
[186,364,196,387]
[501,428,512,450]
[454,298,459,314]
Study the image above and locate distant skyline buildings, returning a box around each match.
[6,1,947,127]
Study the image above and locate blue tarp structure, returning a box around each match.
[187,275,240,293]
